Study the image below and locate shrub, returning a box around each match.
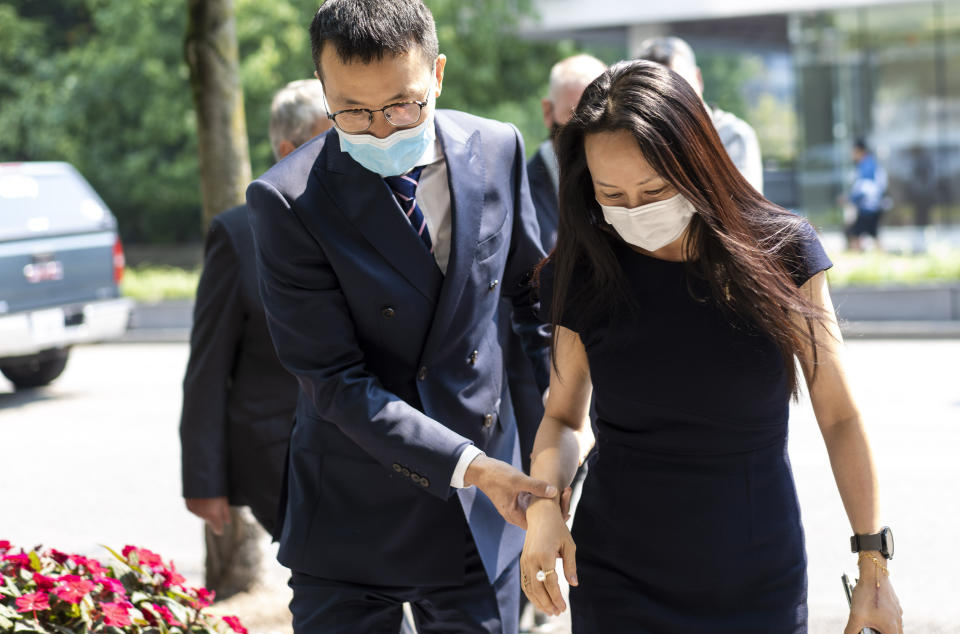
[0,540,247,634]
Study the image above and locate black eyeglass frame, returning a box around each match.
[326,81,434,134]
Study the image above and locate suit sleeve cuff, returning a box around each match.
[450,445,485,489]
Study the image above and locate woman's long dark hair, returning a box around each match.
[540,60,825,397]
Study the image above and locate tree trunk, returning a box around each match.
[203,507,268,601]
[184,0,264,598]
[185,0,252,231]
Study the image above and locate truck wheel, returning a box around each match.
[1,349,70,389]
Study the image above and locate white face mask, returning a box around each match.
[335,112,436,177]
[597,193,696,252]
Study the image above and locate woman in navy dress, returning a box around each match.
[519,61,902,633]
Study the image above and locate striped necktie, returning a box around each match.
[384,166,433,253]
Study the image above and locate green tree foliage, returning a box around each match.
[0,0,573,243]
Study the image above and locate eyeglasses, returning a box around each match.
[326,82,433,134]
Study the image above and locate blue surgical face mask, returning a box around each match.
[334,100,436,177]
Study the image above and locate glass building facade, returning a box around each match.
[791,1,960,229]
[526,0,960,230]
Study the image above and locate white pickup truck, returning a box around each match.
[0,162,132,389]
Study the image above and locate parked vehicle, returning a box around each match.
[0,162,132,389]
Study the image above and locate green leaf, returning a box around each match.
[130,590,151,605]
[3,575,22,598]
[160,596,191,628]
[100,545,128,566]
[26,552,42,573]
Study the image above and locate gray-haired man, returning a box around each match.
[636,36,765,193]
[181,78,332,542]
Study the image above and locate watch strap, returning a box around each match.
[850,532,884,554]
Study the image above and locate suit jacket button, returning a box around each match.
[418,366,428,381]
[411,473,421,484]
[392,463,402,473]
[483,413,495,428]
[402,467,411,477]
[381,306,396,319]
[488,279,499,291]
[420,478,430,487]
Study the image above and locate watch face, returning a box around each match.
[882,526,894,559]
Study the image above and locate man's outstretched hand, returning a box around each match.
[463,455,558,529]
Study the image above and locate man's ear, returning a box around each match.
[277,139,296,160]
[541,98,554,131]
[434,54,447,98]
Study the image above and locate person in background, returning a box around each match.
[528,54,608,251]
[180,79,330,548]
[636,36,764,194]
[846,138,889,252]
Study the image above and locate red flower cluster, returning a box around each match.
[223,614,249,634]
[0,540,247,634]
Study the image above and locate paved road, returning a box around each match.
[2,341,958,632]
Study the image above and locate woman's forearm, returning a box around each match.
[821,416,881,536]
[529,415,591,492]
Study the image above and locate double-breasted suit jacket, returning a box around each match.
[246,110,550,588]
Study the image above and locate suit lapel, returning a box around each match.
[317,133,443,302]
[421,112,484,361]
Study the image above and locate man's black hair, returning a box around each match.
[854,138,869,152]
[310,0,439,78]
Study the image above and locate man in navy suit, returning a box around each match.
[245,1,557,632]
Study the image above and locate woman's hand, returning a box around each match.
[844,553,903,634]
[520,497,578,616]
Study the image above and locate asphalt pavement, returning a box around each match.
[2,341,958,633]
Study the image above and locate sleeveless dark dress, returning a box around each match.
[539,224,832,633]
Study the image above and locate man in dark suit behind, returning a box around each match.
[507,54,605,469]
[180,79,331,539]
[245,1,560,632]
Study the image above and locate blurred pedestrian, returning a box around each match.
[846,138,889,252]
[907,144,934,253]
[180,79,330,594]
[519,60,902,634]
[636,36,764,193]
[246,1,559,632]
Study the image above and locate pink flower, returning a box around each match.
[194,586,215,607]
[74,555,105,576]
[121,545,163,569]
[100,601,132,627]
[3,552,30,568]
[32,573,56,591]
[54,574,96,604]
[15,591,51,613]
[153,603,184,627]
[137,548,164,568]
[161,564,186,588]
[48,548,71,564]
[222,615,248,634]
[95,575,127,597]
[0,540,11,552]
